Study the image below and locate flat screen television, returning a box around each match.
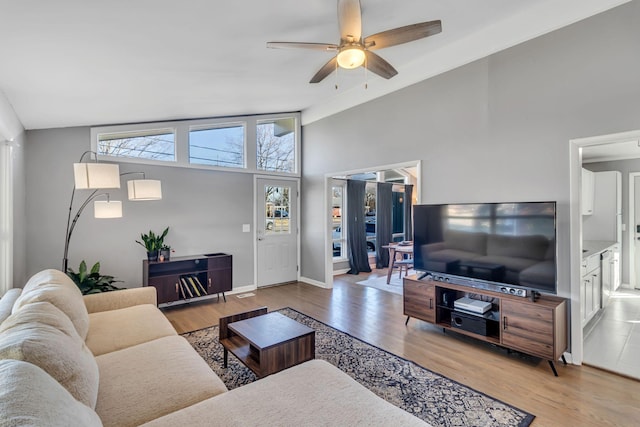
[413,201,557,295]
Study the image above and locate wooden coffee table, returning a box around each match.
[219,310,315,378]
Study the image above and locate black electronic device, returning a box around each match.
[450,310,498,336]
[413,201,557,296]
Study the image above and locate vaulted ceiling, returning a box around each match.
[0,0,629,130]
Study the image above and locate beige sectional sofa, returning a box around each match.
[0,269,428,426]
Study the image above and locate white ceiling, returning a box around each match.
[0,0,629,130]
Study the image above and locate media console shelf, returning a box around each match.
[403,275,568,376]
[143,253,232,308]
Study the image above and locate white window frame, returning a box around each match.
[91,112,301,177]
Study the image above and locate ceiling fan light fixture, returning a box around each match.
[336,46,365,69]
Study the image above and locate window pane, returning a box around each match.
[256,118,296,173]
[265,185,290,234]
[392,191,405,239]
[365,183,376,253]
[332,185,345,258]
[98,129,175,161]
[189,125,244,168]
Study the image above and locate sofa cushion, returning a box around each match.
[0,288,22,323]
[0,301,100,408]
[0,359,103,427]
[13,269,90,339]
[86,303,178,356]
[140,359,428,427]
[95,335,227,427]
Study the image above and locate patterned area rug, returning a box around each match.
[182,307,534,427]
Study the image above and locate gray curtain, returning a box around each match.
[376,182,393,268]
[347,180,371,274]
[404,184,413,241]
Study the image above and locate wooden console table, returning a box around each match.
[143,253,232,307]
[219,308,315,378]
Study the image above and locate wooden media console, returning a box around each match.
[403,275,568,376]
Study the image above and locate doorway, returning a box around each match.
[629,173,640,289]
[324,161,421,288]
[255,177,299,287]
[573,130,640,379]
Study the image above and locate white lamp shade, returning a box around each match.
[127,179,162,201]
[74,163,121,189]
[94,200,123,218]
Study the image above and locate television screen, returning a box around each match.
[413,202,557,294]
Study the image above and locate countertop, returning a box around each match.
[583,240,617,259]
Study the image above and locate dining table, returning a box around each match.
[382,242,414,284]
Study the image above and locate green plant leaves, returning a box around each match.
[135,227,170,252]
[66,261,123,295]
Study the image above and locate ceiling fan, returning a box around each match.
[267,0,442,84]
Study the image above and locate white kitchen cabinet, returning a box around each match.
[582,168,595,215]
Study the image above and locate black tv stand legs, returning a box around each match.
[405,316,410,325]
[549,355,568,377]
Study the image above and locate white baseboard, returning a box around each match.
[228,284,257,295]
[299,276,329,288]
[333,268,350,275]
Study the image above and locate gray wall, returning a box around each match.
[25,127,255,288]
[300,1,640,299]
[584,159,640,285]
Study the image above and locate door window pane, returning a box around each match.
[256,118,296,173]
[332,185,345,258]
[97,129,175,161]
[265,185,290,234]
[189,124,245,168]
[365,183,376,253]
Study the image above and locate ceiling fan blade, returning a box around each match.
[365,20,442,51]
[338,0,362,42]
[310,56,338,84]
[364,51,398,79]
[267,42,338,51]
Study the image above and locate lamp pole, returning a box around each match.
[62,189,109,272]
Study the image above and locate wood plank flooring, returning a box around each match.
[162,270,639,427]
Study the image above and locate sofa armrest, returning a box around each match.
[83,287,157,313]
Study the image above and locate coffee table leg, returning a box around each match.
[223,348,228,368]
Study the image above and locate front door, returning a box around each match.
[256,178,298,287]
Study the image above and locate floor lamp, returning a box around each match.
[63,151,162,272]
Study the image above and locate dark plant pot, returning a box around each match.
[147,250,158,262]
[160,249,170,262]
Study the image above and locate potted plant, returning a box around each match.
[66,261,123,295]
[136,227,169,261]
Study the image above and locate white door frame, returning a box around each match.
[323,160,422,289]
[253,175,300,288]
[629,172,640,289]
[570,129,640,365]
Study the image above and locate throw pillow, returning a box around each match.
[0,359,103,427]
[13,269,90,339]
[0,301,100,408]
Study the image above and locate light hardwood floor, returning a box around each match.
[162,270,639,427]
